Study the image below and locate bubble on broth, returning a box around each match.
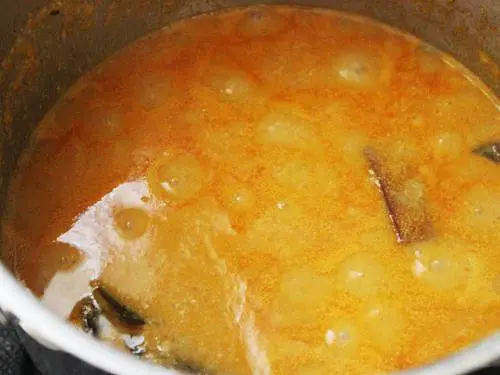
[333,48,389,89]
[334,253,385,297]
[409,239,471,291]
[256,109,321,151]
[217,178,256,215]
[324,327,354,349]
[113,207,150,240]
[433,132,464,161]
[322,320,359,354]
[203,65,264,106]
[147,154,205,204]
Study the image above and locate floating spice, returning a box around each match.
[90,281,146,330]
[69,296,100,337]
[473,142,500,164]
[363,147,432,244]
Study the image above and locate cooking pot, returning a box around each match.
[0,1,499,374]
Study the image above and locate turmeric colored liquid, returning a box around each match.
[3,5,500,374]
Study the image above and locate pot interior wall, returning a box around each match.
[0,0,498,266]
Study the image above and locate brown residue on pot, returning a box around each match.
[0,36,37,130]
[0,0,105,130]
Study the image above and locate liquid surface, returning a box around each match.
[3,5,500,375]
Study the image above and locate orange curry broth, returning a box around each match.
[3,5,500,375]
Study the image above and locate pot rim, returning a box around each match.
[0,263,499,375]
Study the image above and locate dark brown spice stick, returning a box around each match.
[363,146,432,244]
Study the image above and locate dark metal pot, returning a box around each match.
[0,1,498,374]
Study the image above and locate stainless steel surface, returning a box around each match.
[0,1,498,374]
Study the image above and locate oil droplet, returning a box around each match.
[148,154,204,204]
[114,207,150,240]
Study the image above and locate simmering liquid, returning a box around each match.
[3,5,500,375]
